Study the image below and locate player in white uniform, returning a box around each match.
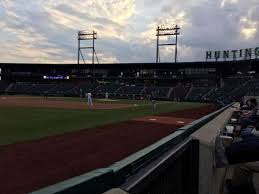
[86,92,93,106]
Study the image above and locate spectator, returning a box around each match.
[238,97,245,108]
[215,124,259,194]
[239,98,258,128]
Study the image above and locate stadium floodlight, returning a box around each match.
[156,25,180,63]
[78,30,97,40]
[77,30,99,70]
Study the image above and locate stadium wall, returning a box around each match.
[191,105,235,194]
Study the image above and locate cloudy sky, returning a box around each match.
[0,0,258,63]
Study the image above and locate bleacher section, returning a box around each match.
[69,82,99,97]
[156,87,171,99]
[92,84,121,97]
[0,81,10,94]
[1,75,259,105]
[207,77,249,99]
[115,85,143,97]
[47,83,78,96]
[6,83,33,94]
[187,87,212,101]
[170,85,190,100]
[28,84,57,95]
[141,86,171,99]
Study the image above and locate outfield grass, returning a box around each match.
[0,100,207,146]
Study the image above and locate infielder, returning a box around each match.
[86,92,93,106]
[150,91,156,110]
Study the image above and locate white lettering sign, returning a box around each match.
[206,47,259,61]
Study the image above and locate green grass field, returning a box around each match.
[0,97,207,146]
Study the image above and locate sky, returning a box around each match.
[0,0,258,63]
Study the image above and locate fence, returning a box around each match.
[121,139,199,194]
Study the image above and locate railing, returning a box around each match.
[121,139,199,194]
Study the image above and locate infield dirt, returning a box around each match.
[0,96,132,110]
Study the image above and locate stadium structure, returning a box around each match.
[1,27,259,106]
[1,27,259,194]
[0,58,259,105]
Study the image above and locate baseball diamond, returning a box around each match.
[0,98,215,194]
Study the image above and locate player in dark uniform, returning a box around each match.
[150,91,156,110]
[43,91,48,100]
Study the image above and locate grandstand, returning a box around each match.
[186,86,212,101]
[0,81,10,94]
[115,85,143,97]
[1,62,259,104]
[1,78,259,104]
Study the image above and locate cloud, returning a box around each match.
[220,0,239,8]
[0,0,258,63]
[140,0,259,61]
[43,0,136,40]
[240,17,257,39]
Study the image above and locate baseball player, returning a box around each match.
[86,92,93,106]
[150,91,156,110]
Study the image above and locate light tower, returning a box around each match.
[77,30,99,66]
[156,25,180,63]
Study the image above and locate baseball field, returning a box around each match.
[0,95,216,194]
